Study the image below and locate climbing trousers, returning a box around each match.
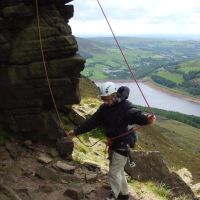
[108,151,129,198]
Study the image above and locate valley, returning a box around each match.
[77,37,200,98]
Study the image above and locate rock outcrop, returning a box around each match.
[125,150,198,199]
[0,0,85,150]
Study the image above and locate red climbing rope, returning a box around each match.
[96,0,154,115]
[35,0,65,130]
[105,126,142,153]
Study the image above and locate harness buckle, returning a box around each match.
[128,159,136,168]
[127,144,136,168]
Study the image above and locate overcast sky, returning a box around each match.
[68,0,200,37]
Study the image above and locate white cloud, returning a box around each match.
[69,0,200,36]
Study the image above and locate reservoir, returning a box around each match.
[95,81,200,117]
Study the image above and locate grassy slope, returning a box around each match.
[179,60,200,73]
[147,58,200,97]
[156,71,184,84]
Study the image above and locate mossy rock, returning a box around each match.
[79,76,100,98]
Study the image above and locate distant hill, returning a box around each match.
[76,37,200,97]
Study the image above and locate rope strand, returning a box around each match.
[96,0,154,115]
[35,0,65,130]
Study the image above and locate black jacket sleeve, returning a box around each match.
[74,107,103,135]
[126,108,148,125]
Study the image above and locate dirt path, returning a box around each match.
[0,140,161,200]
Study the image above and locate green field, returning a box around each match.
[156,71,184,84]
[179,60,200,73]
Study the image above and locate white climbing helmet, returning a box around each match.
[100,81,117,97]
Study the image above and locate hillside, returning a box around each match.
[76,37,200,98]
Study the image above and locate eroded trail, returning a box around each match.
[0,140,157,200]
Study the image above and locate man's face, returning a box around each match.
[101,94,115,106]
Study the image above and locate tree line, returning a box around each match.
[137,106,200,129]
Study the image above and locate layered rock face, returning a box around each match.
[0,0,85,145]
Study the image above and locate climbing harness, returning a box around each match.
[35,0,155,151]
[105,126,141,152]
[127,144,136,168]
[105,126,147,167]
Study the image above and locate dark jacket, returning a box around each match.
[74,86,149,150]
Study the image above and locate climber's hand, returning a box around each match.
[147,114,156,124]
[66,130,76,137]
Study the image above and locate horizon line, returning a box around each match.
[75,34,200,40]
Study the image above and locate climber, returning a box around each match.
[66,81,156,200]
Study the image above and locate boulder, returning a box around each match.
[35,166,61,182]
[176,168,193,185]
[56,161,76,174]
[191,183,200,195]
[125,150,170,182]
[125,150,196,199]
[82,162,101,172]
[64,184,84,200]
[85,173,98,183]
[37,153,53,164]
